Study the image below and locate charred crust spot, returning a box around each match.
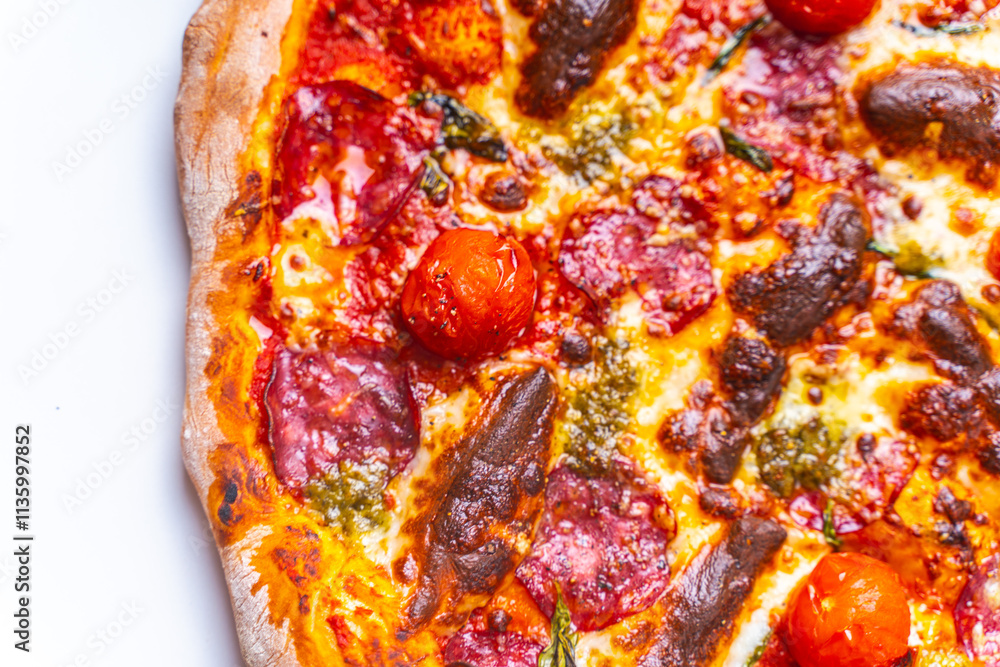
[891,281,993,383]
[270,528,322,588]
[728,193,868,347]
[698,486,742,519]
[560,329,593,364]
[900,382,982,442]
[478,171,528,212]
[934,486,972,524]
[515,0,639,119]
[225,170,267,238]
[700,409,746,485]
[978,431,1000,476]
[658,409,702,453]
[761,172,795,208]
[520,461,546,496]
[657,407,747,485]
[931,452,955,481]
[717,335,785,427]
[859,61,1000,188]
[976,369,1000,424]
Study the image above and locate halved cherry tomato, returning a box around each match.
[764,0,878,34]
[787,553,911,667]
[401,228,536,360]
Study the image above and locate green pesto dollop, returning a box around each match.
[305,461,389,536]
[754,418,843,498]
[535,108,636,183]
[562,337,638,475]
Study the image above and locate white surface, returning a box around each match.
[0,0,245,665]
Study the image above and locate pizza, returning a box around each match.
[174,0,1000,665]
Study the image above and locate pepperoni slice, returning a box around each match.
[516,465,676,631]
[559,202,717,336]
[723,28,847,182]
[955,556,1000,667]
[442,628,544,667]
[273,81,430,244]
[264,345,419,490]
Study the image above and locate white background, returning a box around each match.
[0,0,245,665]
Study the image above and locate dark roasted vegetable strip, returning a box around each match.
[639,517,787,667]
[400,368,557,631]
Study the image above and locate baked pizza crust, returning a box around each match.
[175,0,297,665]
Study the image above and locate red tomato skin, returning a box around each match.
[401,228,536,360]
[787,553,911,667]
[764,0,878,34]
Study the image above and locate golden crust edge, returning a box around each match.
[174,0,299,665]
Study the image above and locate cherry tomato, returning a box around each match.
[986,228,1000,282]
[764,0,878,34]
[401,228,536,359]
[787,553,911,667]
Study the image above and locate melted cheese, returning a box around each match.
[223,0,1000,663]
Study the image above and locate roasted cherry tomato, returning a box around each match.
[401,228,536,359]
[764,0,878,34]
[787,553,911,667]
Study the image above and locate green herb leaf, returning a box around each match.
[745,630,773,667]
[704,15,771,84]
[417,156,450,205]
[935,22,985,34]
[410,92,508,162]
[823,499,843,549]
[865,239,897,256]
[538,588,577,667]
[891,19,984,36]
[720,125,773,173]
[866,237,941,278]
